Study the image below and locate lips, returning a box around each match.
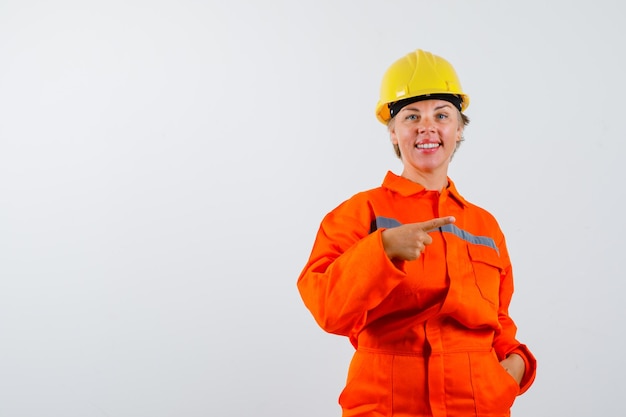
[415,142,441,149]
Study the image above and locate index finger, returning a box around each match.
[418,216,456,233]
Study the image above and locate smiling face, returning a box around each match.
[389,99,464,189]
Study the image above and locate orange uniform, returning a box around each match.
[297,171,536,417]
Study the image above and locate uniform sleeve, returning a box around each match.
[492,235,537,394]
[296,196,407,342]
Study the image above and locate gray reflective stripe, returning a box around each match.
[373,216,402,230]
[372,216,498,253]
[440,224,498,253]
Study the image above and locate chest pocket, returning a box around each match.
[467,243,503,307]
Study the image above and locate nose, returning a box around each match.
[417,114,437,133]
[418,123,436,134]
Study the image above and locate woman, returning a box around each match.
[297,49,536,417]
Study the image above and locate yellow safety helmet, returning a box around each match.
[375,49,470,124]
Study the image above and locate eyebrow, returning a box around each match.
[401,103,453,112]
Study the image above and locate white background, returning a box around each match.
[1,1,624,416]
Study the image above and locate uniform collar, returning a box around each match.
[381,171,467,207]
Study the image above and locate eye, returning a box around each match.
[437,113,448,120]
[405,114,418,121]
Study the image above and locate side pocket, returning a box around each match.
[338,351,392,414]
[469,350,520,415]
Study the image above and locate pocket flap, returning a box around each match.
[467,243,502,270]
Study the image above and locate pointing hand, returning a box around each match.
[381,216,455,261]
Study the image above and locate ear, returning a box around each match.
[456,125,464,142]
[389,125,398,145]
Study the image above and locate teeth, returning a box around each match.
[416,143,440,149]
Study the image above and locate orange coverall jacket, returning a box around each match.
[297,171,536,417]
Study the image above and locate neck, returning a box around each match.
[401,169,448,191]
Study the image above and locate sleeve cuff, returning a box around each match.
[508,344,537,394]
